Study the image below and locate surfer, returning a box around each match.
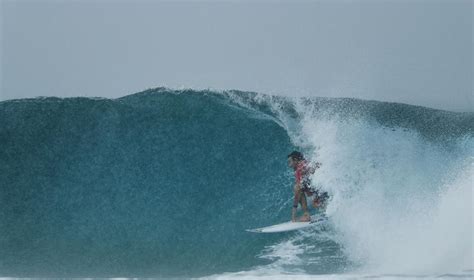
[287,151,329,222]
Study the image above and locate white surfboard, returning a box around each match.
[246,215,327,233]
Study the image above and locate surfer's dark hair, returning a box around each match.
[288,151,304,161]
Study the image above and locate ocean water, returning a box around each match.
[0,88,472,279]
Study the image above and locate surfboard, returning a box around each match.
[246,215,327,233]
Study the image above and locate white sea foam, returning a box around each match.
[290,101,473,274]
[218,95,473,277]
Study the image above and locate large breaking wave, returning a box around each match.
[1,88,472,278]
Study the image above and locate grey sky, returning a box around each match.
[1,0,472,111]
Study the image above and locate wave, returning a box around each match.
[0,88,472,277]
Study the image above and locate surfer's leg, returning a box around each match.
[299,192,311,222]
[312,196,320,208]
[313,192,329,210]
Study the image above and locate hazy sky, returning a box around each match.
[1,0,472,111]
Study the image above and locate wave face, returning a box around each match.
[1,88,473,278]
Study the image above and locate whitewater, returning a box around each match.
[0,88,472,279]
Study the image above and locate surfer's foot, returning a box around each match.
[300,213,311,222]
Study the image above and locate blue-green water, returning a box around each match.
[1,88,472,278]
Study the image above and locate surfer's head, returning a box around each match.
[287,151,304,169]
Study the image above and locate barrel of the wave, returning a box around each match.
[0,90,297,277]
